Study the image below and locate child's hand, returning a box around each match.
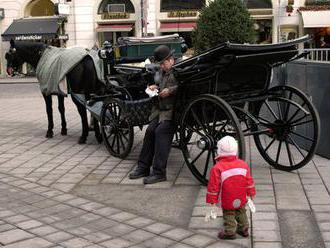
[205,204,218,222]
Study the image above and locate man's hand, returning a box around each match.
[149,84,158,91]
[159,88,170,98]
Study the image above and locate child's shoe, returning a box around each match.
[236,227,249,237]
[218,230,236,240]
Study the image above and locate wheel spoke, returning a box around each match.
[275,141,282,164]
[285,140,294,166]
[265,100,278,120]
[211,109,218,136]
[185,125,205,138]
[191,149,207,164]
[118,133,126,151]
[264,137,276,152]
[290,131,314,142]
[288,134,306,159]
[203,150,212,178]
[190,108,208,135]
[291,119,313,127]
[202,102,211,134]
[116,134,120,154]
[277,101,283,120]
[287,102,306,123]
[283,91,293,120]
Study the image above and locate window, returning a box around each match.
[243,0,272,9]
[98,0,135,14]
[160,0,205,12]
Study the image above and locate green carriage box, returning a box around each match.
[116,34,186,62]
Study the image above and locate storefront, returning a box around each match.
[96,0,137,46]
[299,8,330,48]
[158,0,205,48]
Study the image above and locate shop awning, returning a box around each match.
[160,22,196,32]
[96,24,133,32]
[1,17,60,41]
[301,11,330,28]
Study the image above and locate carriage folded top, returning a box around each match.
[172,35,309,100]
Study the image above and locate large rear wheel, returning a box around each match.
[180,94,245,185]
[252,85,320,171]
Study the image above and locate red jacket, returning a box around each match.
[206,156,256,210]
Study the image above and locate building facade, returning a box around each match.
[0,0,330,75]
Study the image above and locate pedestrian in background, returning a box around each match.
[206,136,256,239]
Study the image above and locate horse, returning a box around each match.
[5,40,106,144]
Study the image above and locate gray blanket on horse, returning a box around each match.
[36,46,104,96]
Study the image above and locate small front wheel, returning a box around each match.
[100,99,134,158]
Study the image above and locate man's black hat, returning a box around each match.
[154,45,175,63]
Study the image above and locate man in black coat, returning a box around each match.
[129,45,178,184]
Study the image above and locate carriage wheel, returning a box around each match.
[252,85,320,171]
[180,94,245,185]
[100,99,134,158]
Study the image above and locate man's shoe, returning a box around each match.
[218,230,236,240]
[143,174,166,184]
[236,228,249,237]
[129,168,149,179]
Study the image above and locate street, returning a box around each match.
[0,81,329,248]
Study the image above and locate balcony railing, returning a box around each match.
[302,49,330,62]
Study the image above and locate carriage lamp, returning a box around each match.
[197,138,207,150]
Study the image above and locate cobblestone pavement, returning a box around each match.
[0,83,329,247]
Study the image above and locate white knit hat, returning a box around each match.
[217,136,238,157]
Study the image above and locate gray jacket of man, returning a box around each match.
[149,70,178,122]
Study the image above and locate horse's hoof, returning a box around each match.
[61,128,67,136]
[45,130,54,138]
[78,137,86,144]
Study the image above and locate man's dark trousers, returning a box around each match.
[138,118,176,176]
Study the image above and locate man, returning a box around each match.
[129,45,178,184]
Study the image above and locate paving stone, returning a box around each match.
[143,222,173,234]
[109,212,137,222]
[169,243,195,248]
[253,220,280,230]
[122,229,156,243]
[60,237,93,247]
[253,242,282,248]
[84,232,113,243]
[44,231,74,243]
[142,236,176,248]
[103,224,136,237]
[0,229,34,245]
[253,230,281,242]
[2,237,53,248]
[93,207,121,217]
[182,234,215,247]
[16,220,44,229]
[0,223,15,232]
[100,237,135,247]
[29,226,59,236]
[161,228,194,241]
[124,217,155,228]
[189,217,222,229]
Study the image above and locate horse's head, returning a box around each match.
[5,40,22,76]
[5,39,46,76]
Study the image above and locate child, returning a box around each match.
[206,136,256,240]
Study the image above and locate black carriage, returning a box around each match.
[98,35,320,185]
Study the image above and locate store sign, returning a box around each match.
[55,3,70,16]
[168,11,197,18]
[0,8,4,20]
[101,12,129,19]
[58,34,69,40]
[15,35,42,41]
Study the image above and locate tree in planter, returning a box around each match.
[192,0,255,53]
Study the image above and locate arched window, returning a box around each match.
[243,0,272,9]
[160,0,205,12]
[25,0,55,17]
[98,0,135,14]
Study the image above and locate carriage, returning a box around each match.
[89,35,320,185]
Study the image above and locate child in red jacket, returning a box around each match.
[206,136,256,240]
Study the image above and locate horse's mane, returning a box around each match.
[13,41,47,68]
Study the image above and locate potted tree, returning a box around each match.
[286,4,294,15]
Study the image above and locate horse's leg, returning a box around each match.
[93,117,102,143]
[71,95,89,144]
[57,95,67,135]
[43,94,54,138]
